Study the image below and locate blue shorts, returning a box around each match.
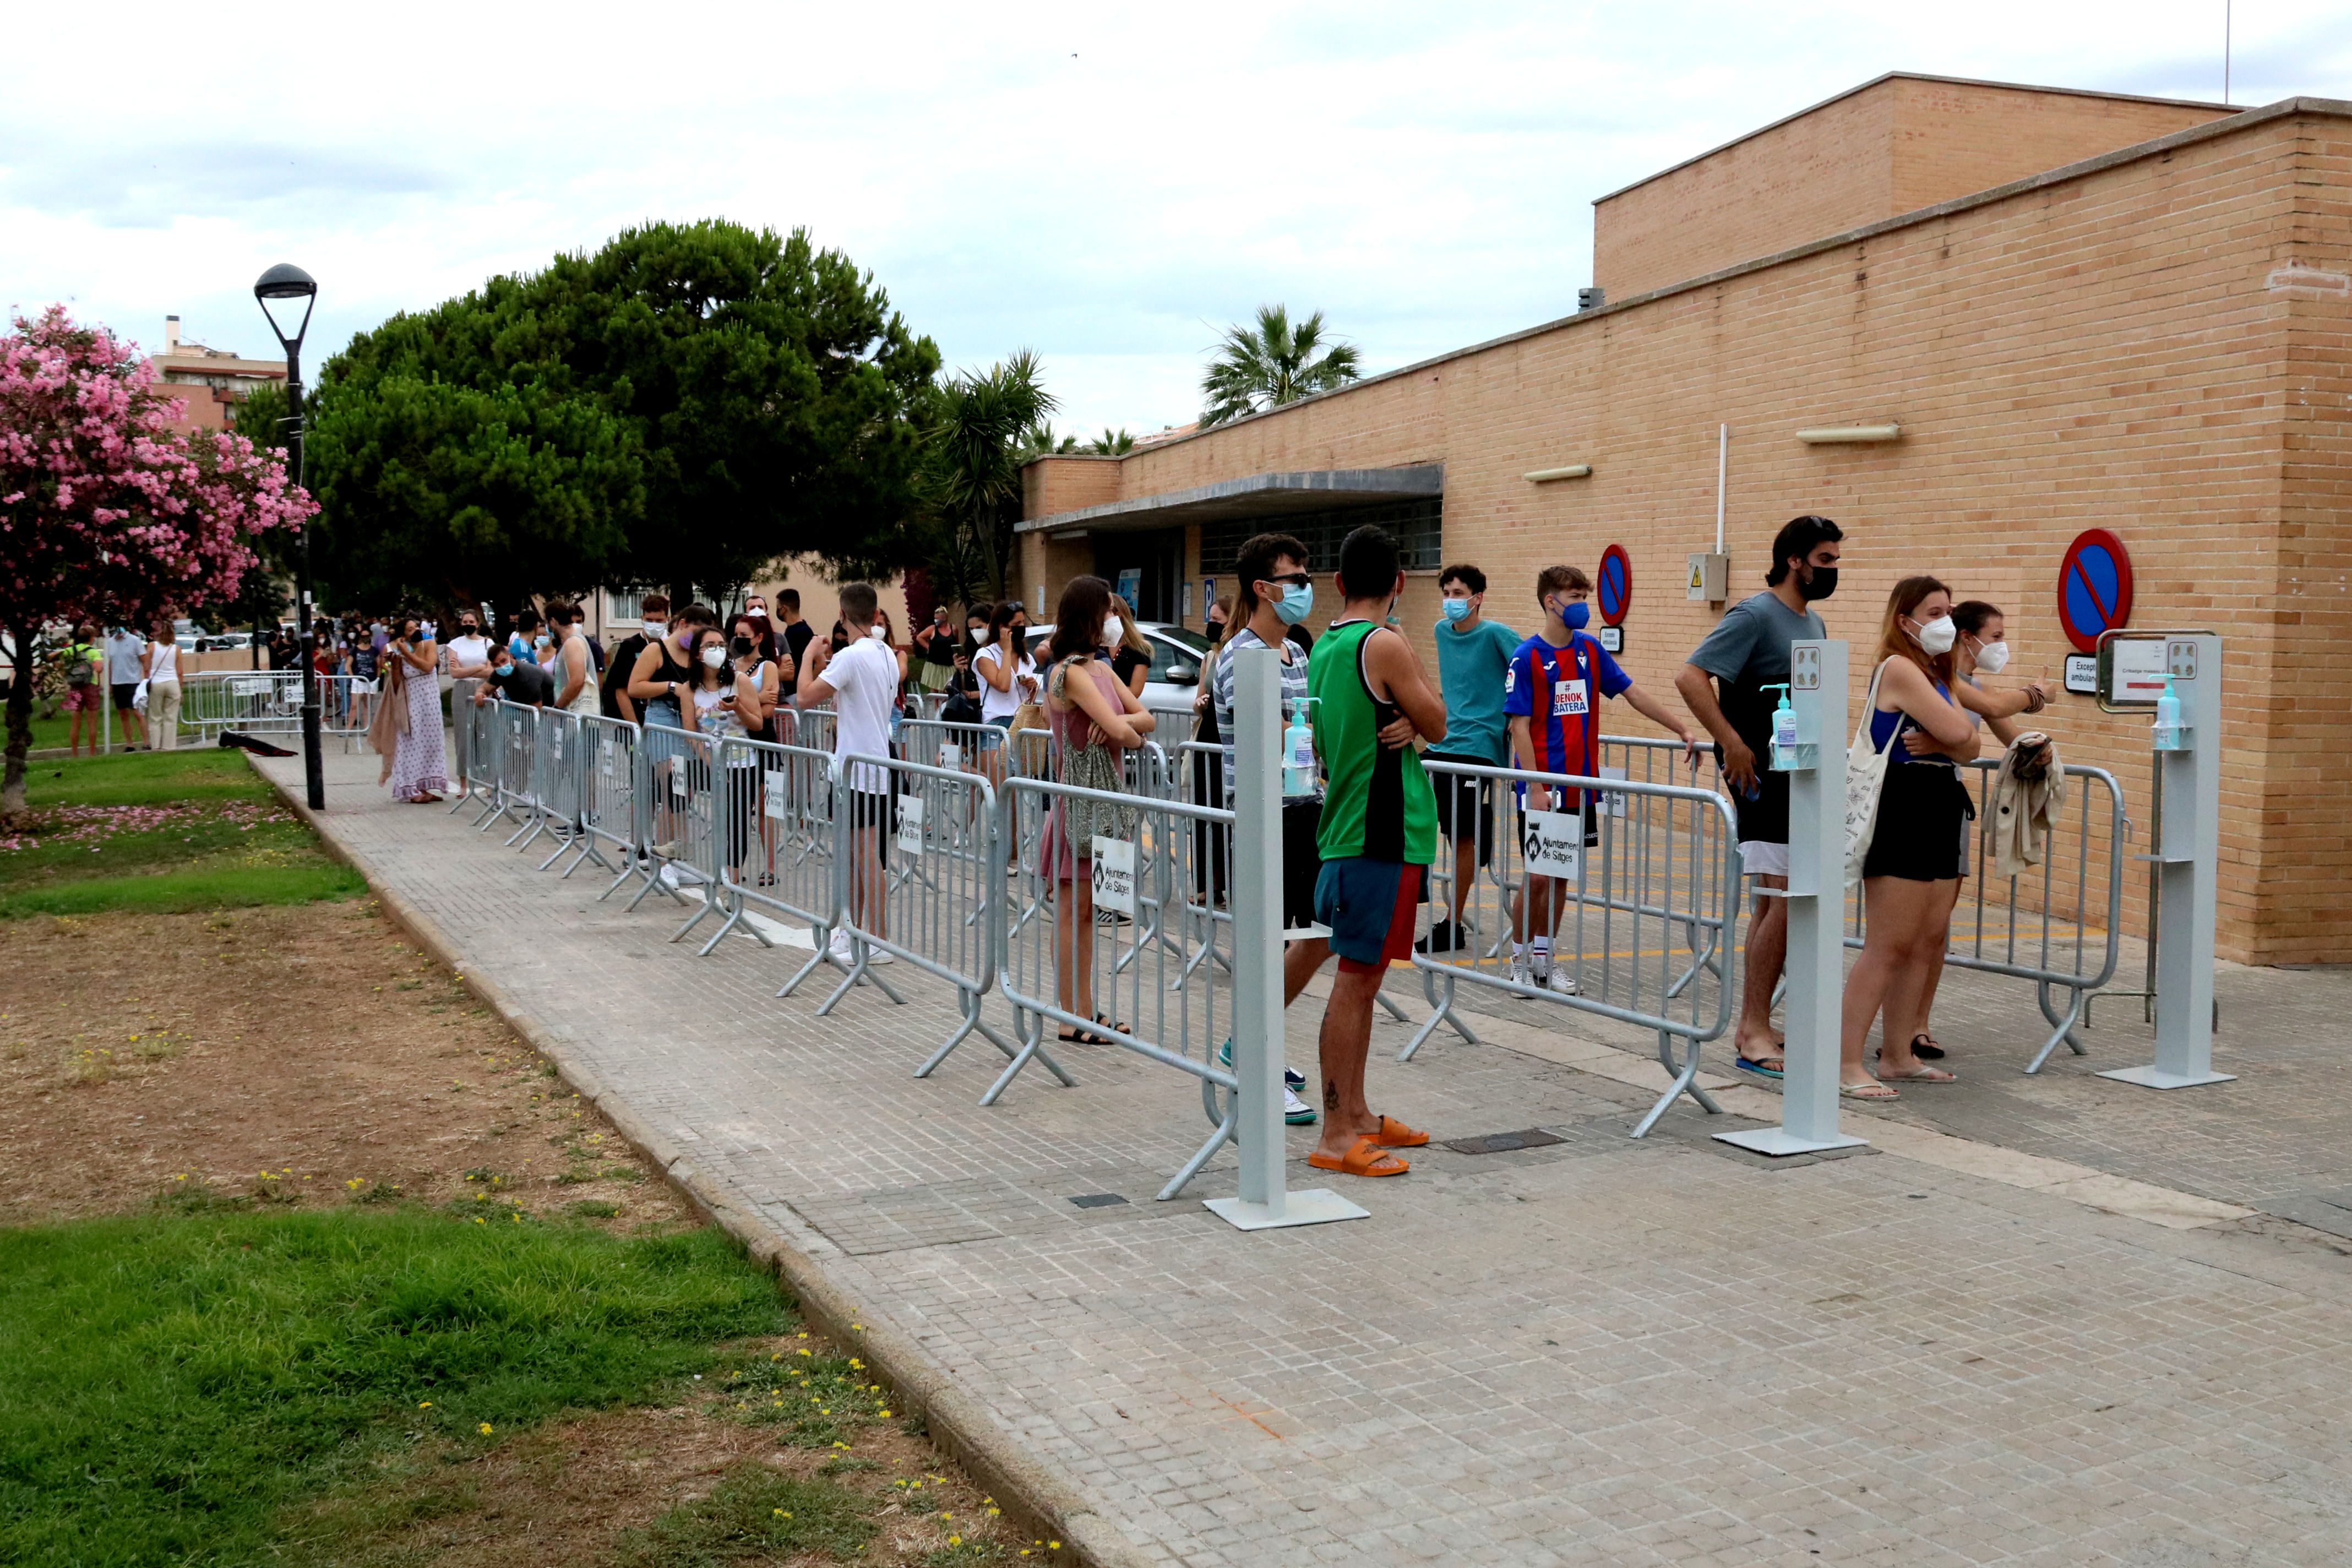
[1314,857,1428,973]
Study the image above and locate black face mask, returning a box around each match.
[730,635,753,656]
[1798,564,1839,602]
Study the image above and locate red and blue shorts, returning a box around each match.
[1314,857,1428,974]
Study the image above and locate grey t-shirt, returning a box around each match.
[1688,591,1827,754]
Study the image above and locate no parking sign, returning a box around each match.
[2057,529,2133,655]
[1594,543,1632,654]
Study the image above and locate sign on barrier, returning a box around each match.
[1092,835,1136,915]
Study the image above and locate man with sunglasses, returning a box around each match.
[1209,532,1329,1126]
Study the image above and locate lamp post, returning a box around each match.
[253,263,323,809]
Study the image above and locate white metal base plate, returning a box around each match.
[1712,1126,1870,1157]
[2094,1065,2235,1090]
[1204,1188,1370,1231]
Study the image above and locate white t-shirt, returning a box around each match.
[972,641,1035,722]
[825,634,899,793]
[446,634,492,677]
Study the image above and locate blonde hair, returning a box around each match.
[1877,575,1954,683]
[1108,595,1150,657]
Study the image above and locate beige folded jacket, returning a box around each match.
[1988,731,2058,880]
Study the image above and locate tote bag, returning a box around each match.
[1842,659,1899,888]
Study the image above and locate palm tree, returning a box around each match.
[1199,305,1361,428]
[922,351,1057,604]
[1086,427,1136,455]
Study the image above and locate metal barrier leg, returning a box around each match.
[1633,1029,1724,1137]
[815,938,906,1012]
[2025,982,2090,1074]
[1398,967,1480,1062]
[1158,1098,1239,1201]
[776,935,844,999]
[913,988,1032,1082]
[977,1012,1075,1107]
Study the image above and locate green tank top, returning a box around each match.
[1308,620,1436,865]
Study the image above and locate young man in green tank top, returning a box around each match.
[1304,525,1449,1178]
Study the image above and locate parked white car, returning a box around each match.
[1023,620,1213,728]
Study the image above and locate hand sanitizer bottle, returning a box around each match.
[2152,674,2185,751]
[1283,697,1319,796]
[1763,683,1799,770]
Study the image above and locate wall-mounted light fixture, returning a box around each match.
[1795,424,1902,444]
[1523,464,1593,483]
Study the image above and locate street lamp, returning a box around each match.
[254,263,323,810]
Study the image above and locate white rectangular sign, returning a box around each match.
[1522,809,1584,880]
[763,769,787,819]
[668,765,685,801]
[938,742,961,771]
[2109,639,2170,705]
[896,792,925,853]
[230,677,271,697]
[1599,765,1629,819]
[1091,835,1136,915]
[2064,654,2098,695]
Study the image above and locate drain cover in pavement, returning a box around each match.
[1068,1193,1130,1208]
[1442,1128,1567,1156]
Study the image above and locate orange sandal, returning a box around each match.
[1370,1115,1429,1148]
[1308,1136,1411,1178]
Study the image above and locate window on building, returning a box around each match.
[607,589,645,623]
[1200,495,1442,580]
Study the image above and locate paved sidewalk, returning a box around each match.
[267,751,2351,1566]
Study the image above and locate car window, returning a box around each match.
[1145,634,1200,683]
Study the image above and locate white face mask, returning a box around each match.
[1973,638,2011,674]
[868,625,886,641]
[700,645,727,668]
[640,619,664,639]
[1910,614,1958,656]
[1101,616,1124,646]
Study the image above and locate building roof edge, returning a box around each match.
[1592,71,2242,208]
[1122,95,2345,460]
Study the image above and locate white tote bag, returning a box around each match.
[1842,659,1898,888]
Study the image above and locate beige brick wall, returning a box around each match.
[1031,107,2352,962]
[1594,75,2233,301]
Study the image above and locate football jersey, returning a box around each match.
[1502,631,1631,802]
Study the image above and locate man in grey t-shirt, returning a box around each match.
[1675,515,1843,1075]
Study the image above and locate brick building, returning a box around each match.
[145,315,287,434]
[1015,74,2352,963]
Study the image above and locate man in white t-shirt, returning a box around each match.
[790,580,897,966]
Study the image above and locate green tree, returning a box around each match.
[1086,427,1136,455]
[1198,304,1361,429]
[302,221,940,613]
[920,351,1056,607]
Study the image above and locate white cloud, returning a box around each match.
[6,0,2347,433]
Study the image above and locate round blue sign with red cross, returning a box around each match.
[2057,528,2133,654]
[1597,543,1632,627]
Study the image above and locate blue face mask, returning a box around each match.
[1551,599,1590,631]
[1440,597,1472,624]
[495,663,514,679]
[1275,583,1315,626]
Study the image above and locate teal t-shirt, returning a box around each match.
[1431,615,1518,765]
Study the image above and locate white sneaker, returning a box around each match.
[865,945,895,965]
[1545,968,1580,996]
[826,930,857,966]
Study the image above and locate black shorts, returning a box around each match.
[1423,752,1498,865]
[1862,763,1972,883]
[848,788,897,867]
[1725,751,1790,846]
[1282,799,1324,929]
[111,681,139,711]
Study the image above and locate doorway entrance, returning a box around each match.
[1091,527,1186,623]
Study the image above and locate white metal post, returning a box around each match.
[2100,632,2231,1090]
[1206,646,1368,1231]
[1718,638,1866,1156]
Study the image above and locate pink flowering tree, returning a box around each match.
[0,304,312,812]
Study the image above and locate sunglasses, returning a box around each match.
[1258,572,1311,589]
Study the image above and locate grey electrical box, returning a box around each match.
[1578,287,1605,312]
[1686,552,1729,603]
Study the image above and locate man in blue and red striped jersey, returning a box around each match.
[1502,564,1700,993]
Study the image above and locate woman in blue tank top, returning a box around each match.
[1841,578,1981,1101]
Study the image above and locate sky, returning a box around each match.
[6,1,2349,439]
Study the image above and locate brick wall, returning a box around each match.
[1032,105,2352,962]
[1594,75,2233,302]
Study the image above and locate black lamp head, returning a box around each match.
[253,263,318,352]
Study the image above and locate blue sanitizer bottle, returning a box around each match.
[1283,698,1319,796]
[1762,683,1796,770]
[2152,674,2186,750]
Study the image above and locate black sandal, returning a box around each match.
[1910,1032,1946,1061]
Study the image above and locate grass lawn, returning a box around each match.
[0,747,363,917]
[0,1207,786,1566]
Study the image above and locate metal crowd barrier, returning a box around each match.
[631,722,722,938]
[451,694,498,815]
[569,713,639,885]
[476,700,542,842]
[181,669,371,748]
[1412,758,1740,1137]
[1842,759,2127,1073]
[714,736,843,991]
[997,772,1240,1198]
[827,751,1022,1078]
